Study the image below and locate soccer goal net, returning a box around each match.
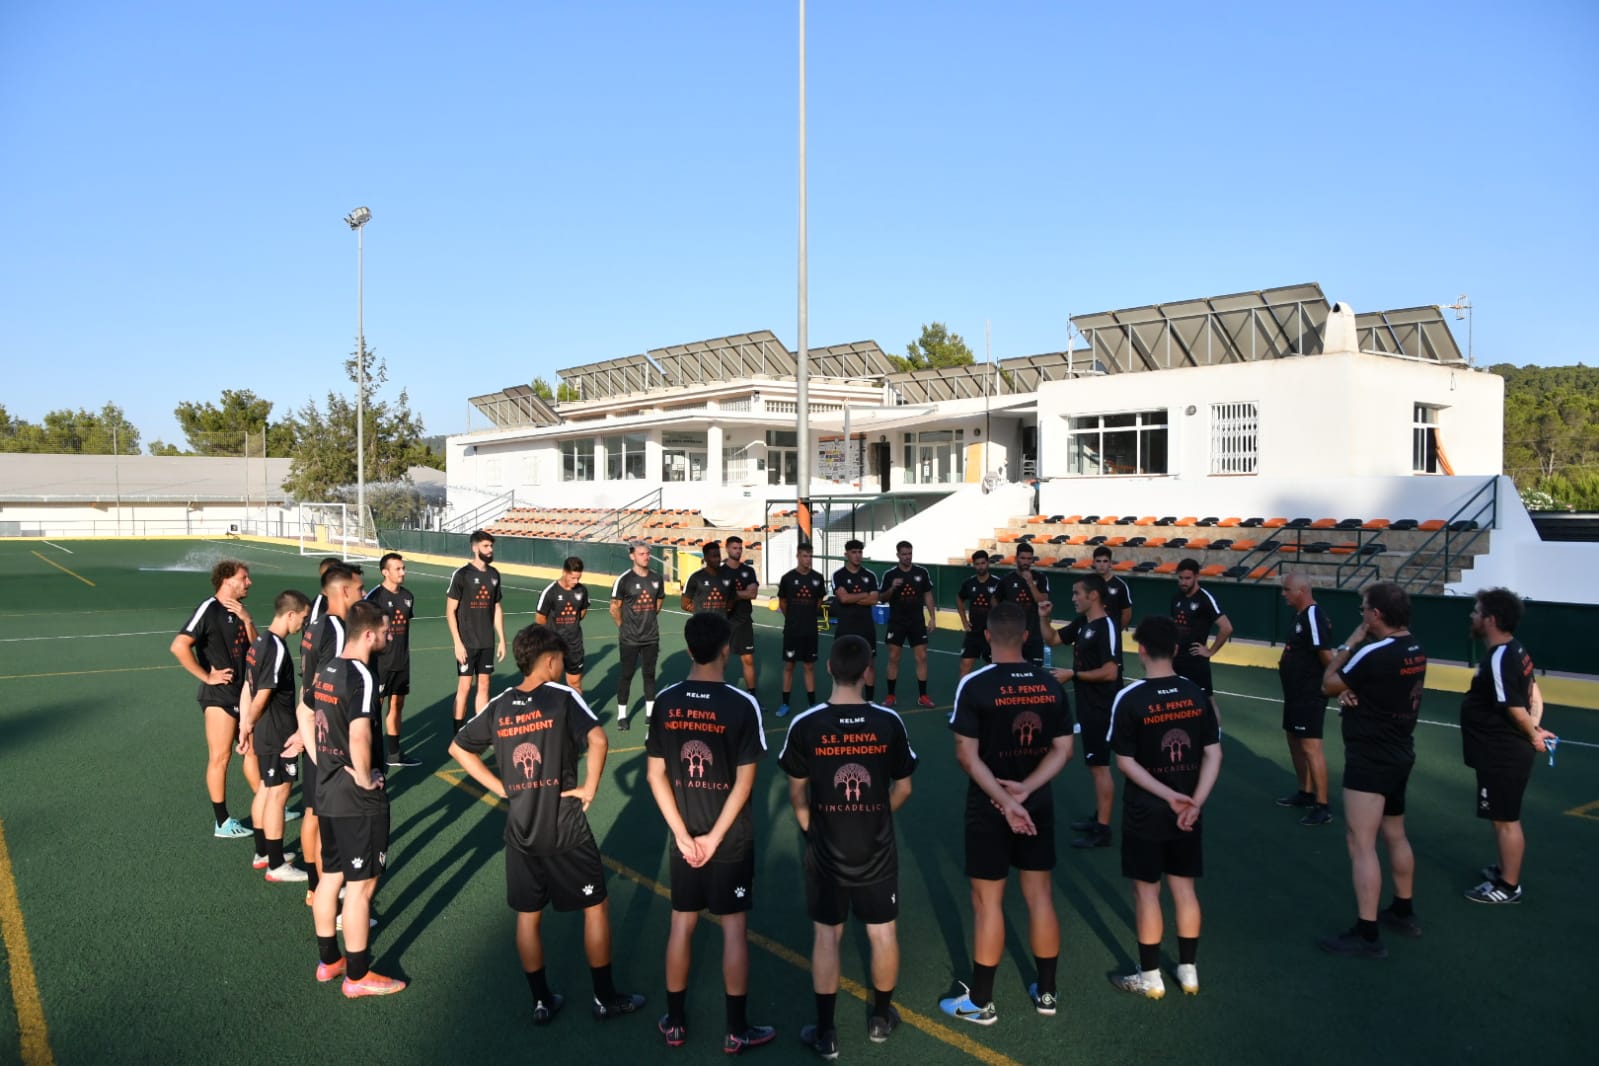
[297,502,380,561]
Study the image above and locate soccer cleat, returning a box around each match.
[657,1014,687,1047]
[1175,964,1199,995]
[776,704,790,718]
[1299,806,1334,827]
[592,992,646,1020]
[798,1024,839,1061]
[1317,928,1388,958]
[1070,825,1112,849]
[1027,982,1058,1016]
[917,694,935,708]
[315,957,346,983]
[533,993,565,1025]
[213,817,252,839]
[1275,791,1315,808]
[342,971,406,998]
[266,863,309,883]
[866,1005,900,1043]
[1380,908,1423,938]
[254,851,297,870]
[1465,880,1522,905]
[617,716,632,732]
[882,693,897,707]
[387,752,423,768]
[1109,970,1166,999]
[938,983,997,1026]
[1069,815,1100,832]
[724,1024,777,1053]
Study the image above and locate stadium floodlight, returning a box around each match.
[346,206,372,545]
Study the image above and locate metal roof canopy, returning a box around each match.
[807,340,898,379]
[1072,283,1332,373]
[1355,306,1466,363]
[997,351,1107,388]
[650,330,797,387]
[556,355,667,400]
[469,385,562,427]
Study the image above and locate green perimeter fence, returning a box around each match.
[381,529,1594,676]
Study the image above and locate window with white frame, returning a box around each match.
[1066,410,1168,475]
[766,430,799,485]
[662,431,708,482]
[1210,402,1259,474]
[560,438,595,482]
[902,428,965,485]
[605,434,647,481]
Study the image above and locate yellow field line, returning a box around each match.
[0,818,54,1066]
[0,665,179,682]
[432,769,1024,1066]
[1564,799,1599,822]
[28,552,94,587]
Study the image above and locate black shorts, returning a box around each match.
[320,811,390,882]
[507,841,607,913]
[670,849,756,915]
[885,616,928,647]
[835,625,877,652]
[555,631,585,676]
[964,803,1056,879]
[1344,759,1412,816]
[804,851,897,926]
[1076,712,1111,765]
[198,685,242,718]
[1282,697,1327,737]
[1122,831,1203,883]
[1475,771,1530,822]
[960,630,991,662]
[378,667,410,698]
[1175,659,1214,697]
[255,732,299,790]
[458,646,494,676]
[784,628,819,664]
[729,618,756,657]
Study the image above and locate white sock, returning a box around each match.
[645,700,654,720]
[617,704,627,719]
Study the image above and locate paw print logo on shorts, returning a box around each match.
[582,884,595,896]
[734,886,747,899]
[891,893,897,904]
[351,858,364,870]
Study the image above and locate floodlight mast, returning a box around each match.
[795,0,811,551]
[345,206,371,543]
[1446,294,1473,366]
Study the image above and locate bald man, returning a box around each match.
[1275,574,1335,826]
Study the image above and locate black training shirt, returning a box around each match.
[949,661,1072,816]
[646,681,766,858]
[1109,675,1219,840]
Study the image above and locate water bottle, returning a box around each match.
[1043,643,1053,668]
[1547,736,1559,768]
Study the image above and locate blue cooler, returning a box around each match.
[871,604,890,625]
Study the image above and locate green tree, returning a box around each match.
[170,389,296,457]
[282,348,438,504]
[531,376,580,403]
[0,403,141,454]
[893,322,975,372]
[1494,363,1599,509]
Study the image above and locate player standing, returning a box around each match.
[448,625,646,1023]
[611,541,666,731]
[941,602,1073,1025]
[879,541,937,708]
[365,552,419,768]
[781,635,917,1057]
[1170,559,1233,728]
[1105,616,1222,999]
[240,588,312,881]
[998,544,1049,664]
[722,536,762,697]
[1276,574,1336,825]
[646,612,774,1052]
[536,556,591,693]
[170,559,261,839]
[447,530,506,728]
[956,550,1003,678]
[1040,574,1124,850]
[303,600,404,997]
[776,545,827,716]
[830,540,880,702]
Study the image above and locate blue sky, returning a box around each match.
[2,1,1595,448]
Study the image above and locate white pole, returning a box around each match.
[356,221,366,544]
[795,0,811,548]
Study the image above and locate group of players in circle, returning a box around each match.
[166,529,1559,1052]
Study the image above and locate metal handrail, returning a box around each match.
[1393,477,1498,594]
[444,490,516,534]
[566,487,665,543]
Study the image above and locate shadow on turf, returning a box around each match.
[378,784,506,963]
[0,698,79,756]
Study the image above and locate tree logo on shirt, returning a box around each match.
[1013,711,1043,747]
[681,741,714,779]
[1160,728,1191,764]
[834,763,871,801]
[314,710,329,746]
[512,742,543,778]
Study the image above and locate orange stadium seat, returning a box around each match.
[1153,562,1179,575]
[1198,564,1226,577]
[1418,519,1447,531]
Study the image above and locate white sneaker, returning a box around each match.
[265,864,309,883]
[1175,964,1199,995]
[253,851,297,870]
[1109,969,1165,1000]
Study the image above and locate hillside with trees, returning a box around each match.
[1493,363,1599,510]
